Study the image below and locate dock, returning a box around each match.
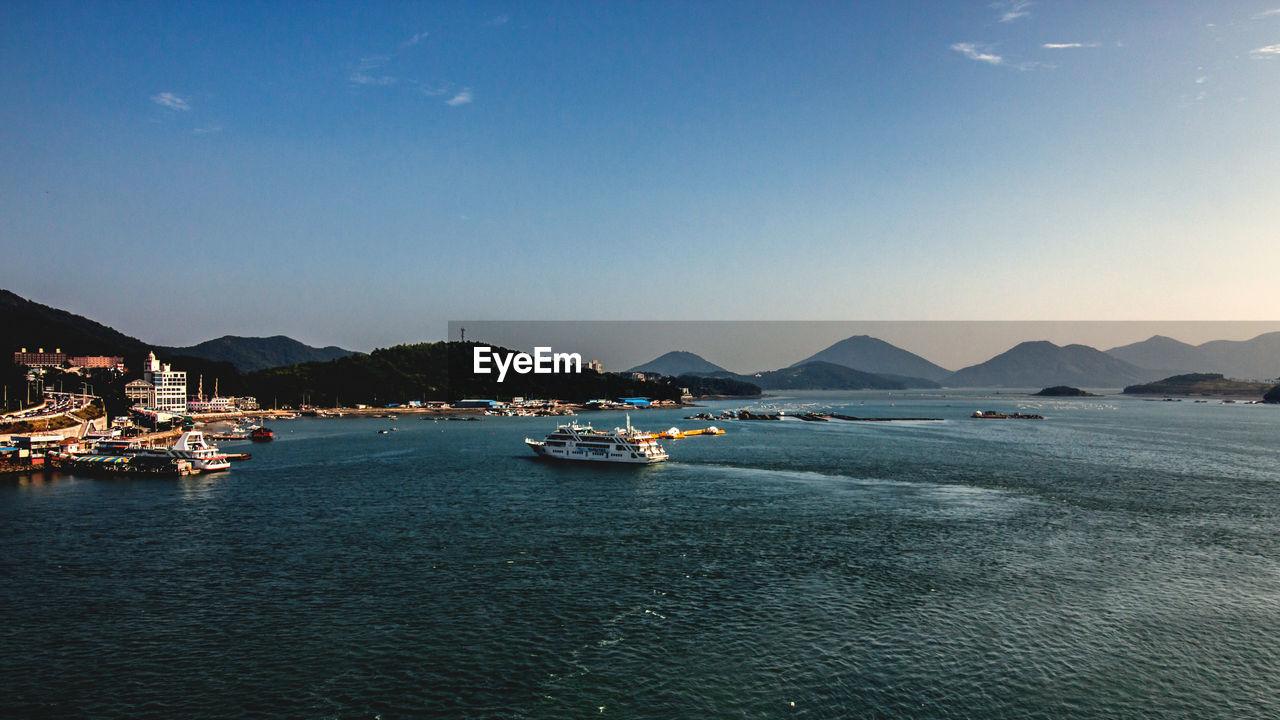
[825,413,944,422]
[45,452,199,476]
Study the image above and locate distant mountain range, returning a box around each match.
[2,289,356,372]
[706,361,939,391]
[629,350,729,376]
[945,341,1157,388]
[161,336,356,373]
[790,335,952,381]
[9,287,1280,388]
[1106,333,1280,381]
[631,346,940,390]
[634,340,1155,389]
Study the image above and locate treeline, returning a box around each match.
[238,342,711,406]
[1122,372,1271,396]
[5,342,764,414]
[672,374,763,397]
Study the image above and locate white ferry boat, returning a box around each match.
[126,430,231,472]
[525,417,668,464]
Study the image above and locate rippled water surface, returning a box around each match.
[2,391,1279,718]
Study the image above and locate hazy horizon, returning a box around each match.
[8,285,1280,371]
[449,320,1280,372]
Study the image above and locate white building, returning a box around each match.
[187,397,235,413]
[142,351,187,413]
[124,379,155,406]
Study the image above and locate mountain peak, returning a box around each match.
[166,335,357,372]
[791,334,951,381]
[629,351,728,376]
[948,340,1153,388]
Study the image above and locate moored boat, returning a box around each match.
[525,416,668,464]
[123,430,231,471]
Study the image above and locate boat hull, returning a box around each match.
[525,439,666,464]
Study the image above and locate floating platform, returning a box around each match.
[971,411,1044,420]
[825,413,944,422]
[658,426,726,439]
[46,452,198,476]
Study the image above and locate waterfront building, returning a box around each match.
[124,379,155,406]
[9,434,65,459]
[141,351,187,413]
[455,399,504,409]
[13,348,67,368]
[187,397,236,413]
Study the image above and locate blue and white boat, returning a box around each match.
[525,417,668,464]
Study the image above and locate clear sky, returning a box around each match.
[3,1,1279,351]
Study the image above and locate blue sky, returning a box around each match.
[3,1,1279,350]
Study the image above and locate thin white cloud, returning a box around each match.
[350,72,398,86]
[151,92,191,111]
[1042,42,1100,49]
[1251,43,1280,57]
[415,82,450,97]
[951,42,1004,65]
[402,31,430,47]
[1253,8,1280,19]
[486,13,511,26]
[445,88,473,106]
[193,124,223,135]
[994,0,1031,23]
[349,55,397,86]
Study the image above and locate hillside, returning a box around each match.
[1107,332,1280,381]
[629,350,729,376]
[947,341,1154,388]
[1,288,150,357]
[1034,386,1098,397]
[1122,373,1272,397]
[703,361,939,391]
[164,335,357,373]
[673,374,762,397]
[242,342,690,405]
[1105,335,1205,375]
[1,289,354,374]
[792,335,951,381]
[1196,332,1280,381]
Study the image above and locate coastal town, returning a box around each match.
[0,345,689,477]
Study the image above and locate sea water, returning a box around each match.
[2,390,1278,718]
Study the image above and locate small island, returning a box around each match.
[1034,386,1097,397]
[1123,373,1273,397]
[1264,385,1280,404]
